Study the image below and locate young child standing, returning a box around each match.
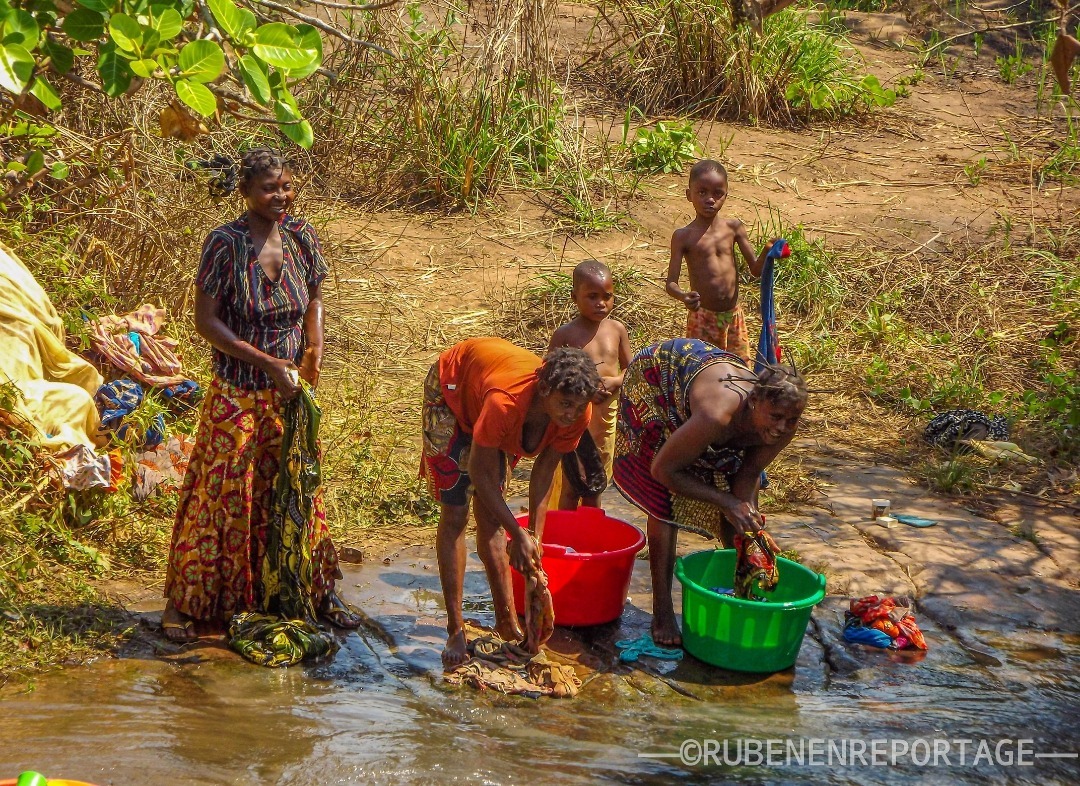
[667,159,775,363]
[547,260,632,509]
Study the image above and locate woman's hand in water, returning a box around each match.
[267,358,302,400]
[720,496,764,534]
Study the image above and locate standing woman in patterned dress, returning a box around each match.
[162,148,359,641]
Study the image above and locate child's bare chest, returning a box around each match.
[686,227,734,261]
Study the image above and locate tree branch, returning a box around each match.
[242,0,393,54]
[304,0,398,10]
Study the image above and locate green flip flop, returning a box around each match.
[895,514,938,528]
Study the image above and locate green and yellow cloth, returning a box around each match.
[228,382,337,667]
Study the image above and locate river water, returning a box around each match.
[2,515,1078,785]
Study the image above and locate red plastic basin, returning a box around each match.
[509,507,645,626]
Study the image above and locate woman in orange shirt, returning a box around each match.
[421,338,601,667]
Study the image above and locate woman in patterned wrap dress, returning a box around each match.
[162,149,358,641]
[612,338,807,647]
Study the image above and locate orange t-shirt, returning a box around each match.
[437,337,589,457]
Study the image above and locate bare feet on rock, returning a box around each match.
[651,614,683,648]
[496,619,525,645]
[442,629,468,669]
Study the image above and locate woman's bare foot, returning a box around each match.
[161,601,197,642]
[442,629,469,669]
[651,615,682,648]
[496,619,524,644]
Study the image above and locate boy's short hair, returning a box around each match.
[689,159,727,184]
[572,259,611,288]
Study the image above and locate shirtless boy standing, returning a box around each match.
[547,260,632,508]
[667,159,775,363]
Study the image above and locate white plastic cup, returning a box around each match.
[872,499,891,520]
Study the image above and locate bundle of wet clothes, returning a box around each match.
[842,595,928,651]
[710,530,781,601]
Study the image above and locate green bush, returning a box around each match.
[595,0,895,122]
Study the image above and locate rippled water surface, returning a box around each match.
[3,521,1078,785]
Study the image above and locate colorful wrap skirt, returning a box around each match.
[612,338,748,539]
[166,376,338,622]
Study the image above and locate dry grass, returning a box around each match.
[589,0,893,123]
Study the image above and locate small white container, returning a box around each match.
[871,499,891,520]
[877,515,897,529]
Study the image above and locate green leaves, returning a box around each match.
[149,6,183,41]
[238,53,271,104]
[0,0,329,169]
[253,23,319,71]
[175,78,217,117]
[62,8,105,43]
[178,39,224,83]
[288,25,323,80]
[274,98,313,148]
[0,42,34,93]
[97,42,132,97]
[29,76,62,110]
[108,14,142,53]
[3,9,40,48]
[208,0,254,44]
[42,37,74,73]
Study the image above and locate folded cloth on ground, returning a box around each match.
[94,379,165,449]
[964,440,1038,465]
[56,444,111,490]
[0,242,103,448]
[228,611,337,668]
[924,410,1008,450]
[445,627,581,698]
[733,530,780,600]
[89,304,187,388]
[133,434,195,501]
[843,595,927,651]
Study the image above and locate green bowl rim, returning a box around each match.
[675,549,827,611]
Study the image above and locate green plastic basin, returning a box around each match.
[675,549,826,673]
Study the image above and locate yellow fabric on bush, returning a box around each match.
[0,242,103,448]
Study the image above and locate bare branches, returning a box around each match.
[242,0,393,54]
[304,0,398,10]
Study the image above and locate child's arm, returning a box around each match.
[733,220,773,279]
[665,230,701,310]
[600,322,633,397]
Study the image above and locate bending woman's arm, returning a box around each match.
[467,444,541,574]
[528,445,561,542]
[194,287,301,399]
[650,407,767,535]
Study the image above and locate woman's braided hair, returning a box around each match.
[538,347,601,399]
[187,147,291,197]
[752,362,808,410]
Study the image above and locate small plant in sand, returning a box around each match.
[625,120,699,174]
[1009,521,1041,545]
[964,157,988,185]
[996,38,1034,84]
